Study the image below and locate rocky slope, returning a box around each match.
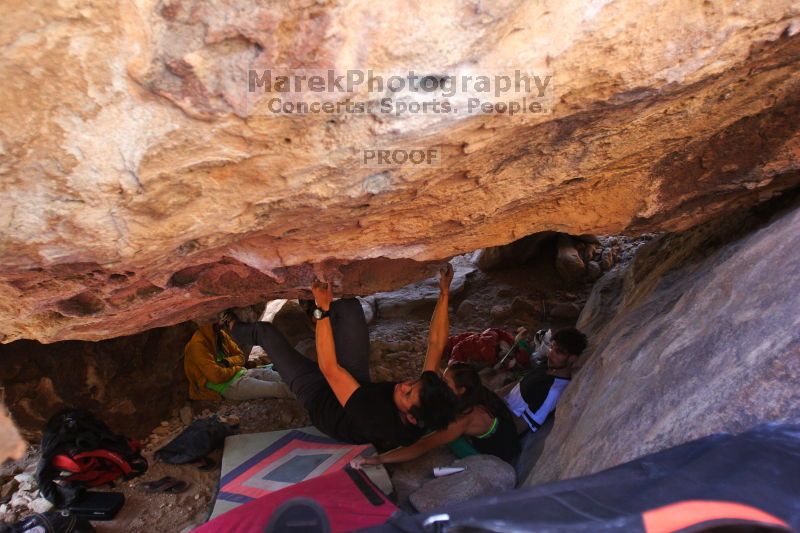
[2,1,800,343]
[528,196,800,485]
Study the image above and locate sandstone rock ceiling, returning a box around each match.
[1,0,799,343]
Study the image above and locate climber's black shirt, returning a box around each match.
[308,381,423,452]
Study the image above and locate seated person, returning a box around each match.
[352,362,520,467]
[223,265,458,451]
[184,322,292,401]
[503,327,588,432]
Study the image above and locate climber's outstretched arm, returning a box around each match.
[423,263,454,373]
[312,279,360,406]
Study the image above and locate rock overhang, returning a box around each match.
[1,0,799,342]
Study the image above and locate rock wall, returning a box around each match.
[2,1,800,342]
[0,404,25,464]
[527,196,800,485]
[0,322,196,441]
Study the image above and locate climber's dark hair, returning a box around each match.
[409,371,458,431]
[447,363,514,422]
[552,327,588,357]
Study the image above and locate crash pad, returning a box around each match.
[209,426,391,520]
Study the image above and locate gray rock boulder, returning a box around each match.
[408,454,516,512]
[358,296,376,325]
[586,260,603,280]
[270,300,313,345]
[529,201,800,486]
[471,232,556,272]
[388,447,457,507]
[555,234,586,284]
[599,247,616,271]
[455,299,478,319]
[374,258,474,319]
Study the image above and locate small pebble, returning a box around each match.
[29,497,53,513]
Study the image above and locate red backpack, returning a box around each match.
[35,409,148,506]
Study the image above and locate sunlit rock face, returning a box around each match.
[0,403,25,463]
[527,197,800,485]
[2,0,799,342]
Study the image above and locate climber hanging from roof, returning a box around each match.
[350,361,521,468]
[219,264,459,451]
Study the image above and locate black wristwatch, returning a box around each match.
[313,307,330,320]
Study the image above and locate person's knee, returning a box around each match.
[252,368,280,382]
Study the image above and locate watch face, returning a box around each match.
[313,309,323,320]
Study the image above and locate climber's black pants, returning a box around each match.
[230,298,371,408]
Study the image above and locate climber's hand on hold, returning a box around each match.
[311,279,333,311]
[438,263,454,294]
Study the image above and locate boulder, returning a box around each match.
[270,300,313,346]
[358,296,376,325]
[576,235,601,245]
[575,268,627,343]
[179,405,193,426]
[555,234,586,284]
[408,455,516,512]
[489,304,513,322]
[599,248,616,271]
[586,260,603,280]
[472,232,557,272]
[0,404,25,464]
[2,2,800,344]
[528,199,800,485]
[0,479,18,500]
[510,297,540,319]
[9,494,32,508]
[13,474,34,493]
[388,447,457,507]
[455,299,478,319]
[374,259,474,319]
[28,497,53,514]
[579,243,599,264]
[229,303,267,324]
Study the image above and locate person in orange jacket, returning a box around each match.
[184,322,292,401]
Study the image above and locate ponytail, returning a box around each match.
[448,363,514,422]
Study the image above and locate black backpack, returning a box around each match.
[35,409,147,507]
[155,416,234,464]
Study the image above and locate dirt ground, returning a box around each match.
[1,241,643,532]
